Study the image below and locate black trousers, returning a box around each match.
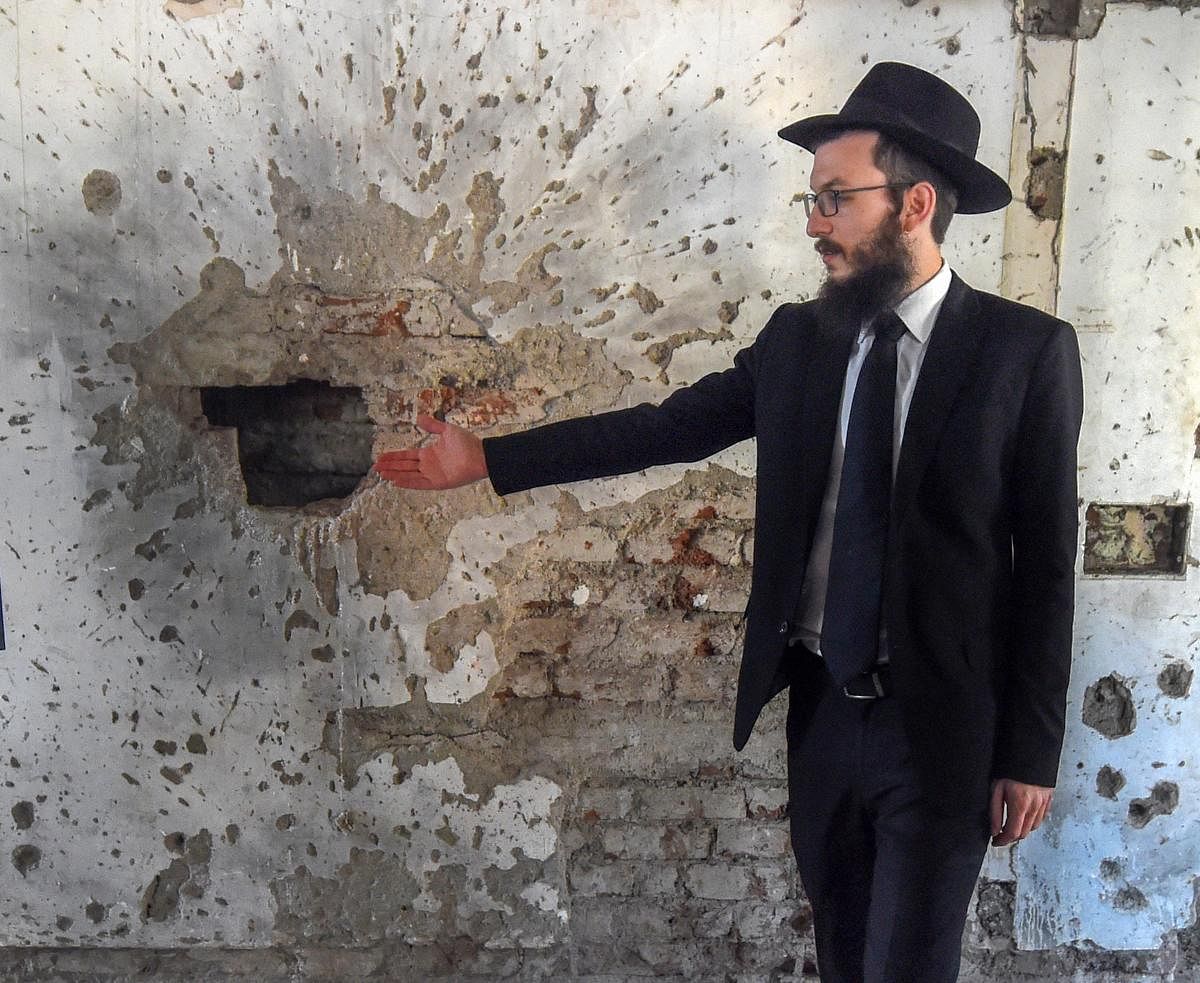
[786,659,990,983]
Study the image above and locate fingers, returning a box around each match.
[990,781,1054,847]
[374,449,432,488]
[375,449,422,466]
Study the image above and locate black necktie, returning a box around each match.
[821,311,906,685]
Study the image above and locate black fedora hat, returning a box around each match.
[778,62,1011,214]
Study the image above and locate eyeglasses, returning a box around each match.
[799,183,913,218]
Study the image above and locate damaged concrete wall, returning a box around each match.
[0,0,1197,979]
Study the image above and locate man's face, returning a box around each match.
[806,131,915,320]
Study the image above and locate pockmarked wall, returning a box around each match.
[0,1,1196,980]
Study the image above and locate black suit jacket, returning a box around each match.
[484,274,1084,813]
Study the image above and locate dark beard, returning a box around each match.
[816,210,915,325]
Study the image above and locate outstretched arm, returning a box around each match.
[374,414,488,490]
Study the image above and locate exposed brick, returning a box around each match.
[684,863,754,901]
[569,861,640,897]
[637,786,747,820]
[731,901,805,941]
[693,901,736,938]
[603,824,713,860]
[576,786,636,821]
[746,784,789,820]
[636,862,682,896]
[714,822,791,859]
[749,861,798,902]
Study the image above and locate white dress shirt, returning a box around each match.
[793,261,953,657]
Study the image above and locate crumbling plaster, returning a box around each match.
[0,0,1197,978]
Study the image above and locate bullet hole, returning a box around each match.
[141,830,211,923]
[310,644,335,663]
[128,578,145,600]
[284,609,320,641]
[1111,885,1149,911]
[1084,503,1190,576]
[1128,781,1179,828]
[718,299,742,324]
[82,488,112,512]
[1082,674,1135,739]
[975,880,1015,938]
[1026,147,1066,221]
[227,69,244,90]
[135,529,170,562]
[276,813,297,831]
[85,900,107,923]
[223,823,240,845]
[626,282,664,314]
[55,915,73,931]
[1099,858,1122,879]
[1096,765,1126,799]
[199,381,374,507]
[141,859,189,921]
[12,844,42,877]
[164,832,187,854]
[11,801,34,830]
[1157,662,1193,698]
[82,169,122,216]
[158,625,181,643]
[153,740,178,756]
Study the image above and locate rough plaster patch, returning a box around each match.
[269,756,561,944]
[424,630,500,704]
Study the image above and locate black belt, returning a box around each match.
[841,664,892,699]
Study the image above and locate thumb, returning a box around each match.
[415,413,448,435]
[989,780,1006,836]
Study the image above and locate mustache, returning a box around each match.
[814,239,841,257]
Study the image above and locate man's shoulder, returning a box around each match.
[956,278,1073,334]
[756,298,826,343]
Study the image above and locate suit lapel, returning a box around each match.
[891,273,983,527]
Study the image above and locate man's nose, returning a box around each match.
[806,206,832,238]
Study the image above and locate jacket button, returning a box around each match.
[778,620,789,635]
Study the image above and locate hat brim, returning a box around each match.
[779,114,1012,214]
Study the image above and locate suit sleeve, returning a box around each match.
[482,316,774,496]
[992,320,1084,787]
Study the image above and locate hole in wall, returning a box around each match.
[200,380,374,507]
[1083,502,1191,576]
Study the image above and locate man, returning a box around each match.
[375,63,1084,983]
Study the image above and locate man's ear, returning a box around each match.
[901,181,937,234]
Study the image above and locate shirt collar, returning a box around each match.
[889,261,951,344]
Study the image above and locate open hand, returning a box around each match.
[374,414,488,490]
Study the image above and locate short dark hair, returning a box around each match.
[871,133,958,243]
